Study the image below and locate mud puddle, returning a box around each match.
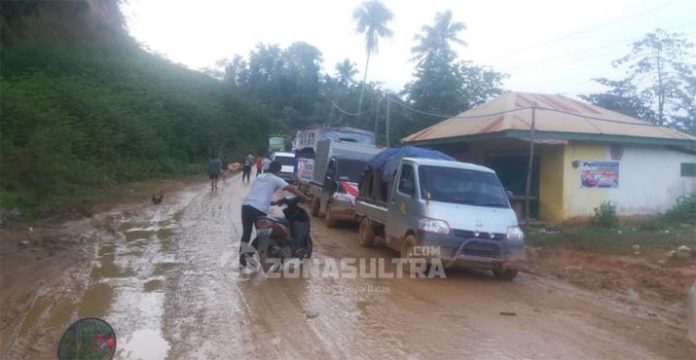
[51,205,185,359]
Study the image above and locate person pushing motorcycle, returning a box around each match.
[240,160,308,266]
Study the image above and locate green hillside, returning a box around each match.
[0,42,274,215]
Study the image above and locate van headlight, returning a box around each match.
[418,218,450,234]
[506,226,525,242]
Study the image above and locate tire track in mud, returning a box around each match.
[158,175,695,359]
[3,175,694,359]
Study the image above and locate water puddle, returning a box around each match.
[79,212,181,359]
[78,282,115,317]
[144,279,164,292]
[117,328,170,360]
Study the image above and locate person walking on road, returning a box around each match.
[240,161,308,265]
[242,154,254,183]
[255,155,263,177]
[261,155,271,174]
[208,156,223,191]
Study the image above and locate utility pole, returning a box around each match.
[385,98,391,147]
[374,97,381,140]
[524,103,537,223]
[328,103,335,126]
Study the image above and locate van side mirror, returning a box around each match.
[506,190,514,199]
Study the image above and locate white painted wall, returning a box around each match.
[607,146,696,215]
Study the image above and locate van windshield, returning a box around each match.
[274,156,295,167]
[336,159,367,182]
[418,166,509,208]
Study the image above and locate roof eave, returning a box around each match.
[403,130,696,148]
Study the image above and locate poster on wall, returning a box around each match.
[580,161,619,188]
[296,158,314,182]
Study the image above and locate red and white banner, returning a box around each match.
[340,181,359,198]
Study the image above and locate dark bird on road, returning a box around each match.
[151,194,163,204]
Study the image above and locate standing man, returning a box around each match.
[261,155,272,174]
[240,161,308,265]
[242,154,254,183]
[208,156,223,191]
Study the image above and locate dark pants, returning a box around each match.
[242,166,251,182]
[241,205,266,246]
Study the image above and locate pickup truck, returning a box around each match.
[355,156,525,280]
[307,140,381,227]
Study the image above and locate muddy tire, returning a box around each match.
[310,197,320,217]
[493,268,518,281]
[325,204,337,228]
[359,218,375,247]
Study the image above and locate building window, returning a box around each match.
[682,163,696,177]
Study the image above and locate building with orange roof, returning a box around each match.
[402,92,696,222]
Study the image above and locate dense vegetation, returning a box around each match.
[1,42,274,214]
[216,8,505,144]
[582,29,696,133]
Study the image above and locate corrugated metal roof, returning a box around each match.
[402,92,696,144]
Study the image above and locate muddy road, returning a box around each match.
[1,174,695,359]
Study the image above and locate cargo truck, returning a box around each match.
[354,147,526,279]
[306,139,381,227]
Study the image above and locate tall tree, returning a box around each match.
[335,58,358,86]
[580,78,656,121]
[674,73,696,133]
[352,0,393,116]
[404,10,504,134]
[612,28,694,126]
[582,29,695,132]
[411,10,466,63]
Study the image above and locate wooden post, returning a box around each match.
[385,98,391,147]
[374,98,381,142]
[524,103,537,223]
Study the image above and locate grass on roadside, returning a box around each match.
[1,169,203,221]
[525,222,696,256]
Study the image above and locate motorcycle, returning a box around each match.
[245,196,313,272]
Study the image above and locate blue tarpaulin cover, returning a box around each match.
[367,146,455,182]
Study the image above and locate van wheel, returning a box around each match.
[325,204,337,228]
[310,197,320,217]
[359,218,375,247]
[493,268,518,281]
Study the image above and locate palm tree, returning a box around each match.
[335,59,358,86]
[352,0,393,116]
[412,10,466,63]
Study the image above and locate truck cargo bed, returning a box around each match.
[355,197,389,224]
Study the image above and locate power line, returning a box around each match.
[386,97,452,118]
[389,97,669,128]
[504,31,696,77]
[483,0,688,62]
[330,100,371,117]
[502,24,696,74]
[507,48,629,77]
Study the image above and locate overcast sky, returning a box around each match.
[121,0,696,97]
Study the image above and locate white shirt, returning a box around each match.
[261,158,272,170]
[243,173,289,213]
